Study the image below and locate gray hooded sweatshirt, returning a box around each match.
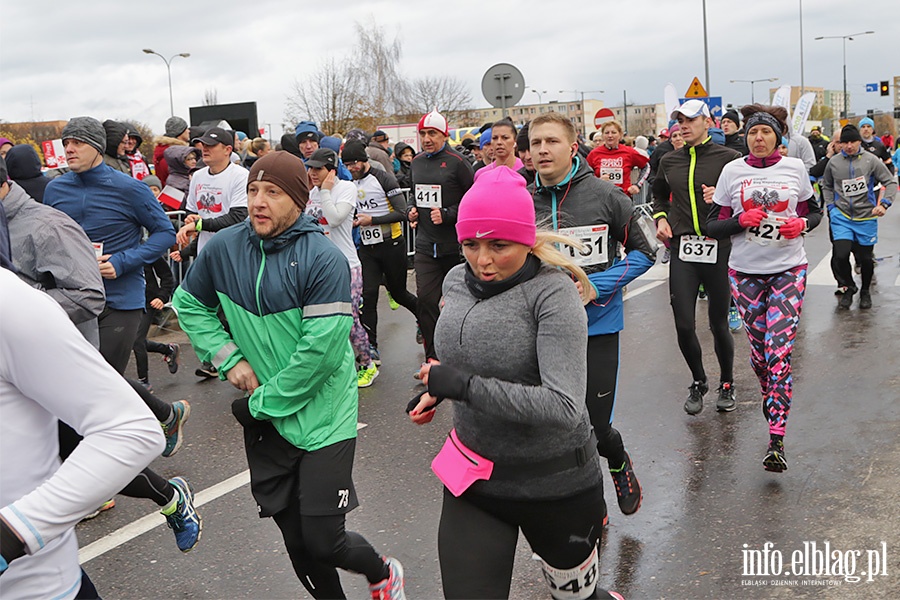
[3,182,105,344]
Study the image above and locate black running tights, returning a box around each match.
[586,333,627,470]
[831,240,874,291]
[668,242,734,383]
[438,486,613,599]
[272,501,388,599]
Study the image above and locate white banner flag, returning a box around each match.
[790,92,817,137]
[664,83,680,122]
[771,85,792,115]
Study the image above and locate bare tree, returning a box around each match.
[351,22,409,121]
[402,76,473,120]
[284,56,361,135]
[284,20,473,131]
[203,88,218,106]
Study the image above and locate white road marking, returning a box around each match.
[79,470,251,564]
[623,280,666,301]
[807,250,836,286]
[80,422,370,563]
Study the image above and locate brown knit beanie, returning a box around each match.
[247,151,310,210]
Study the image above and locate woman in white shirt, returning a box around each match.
[706,105,823,473]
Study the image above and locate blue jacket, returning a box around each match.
[45,162,176,310]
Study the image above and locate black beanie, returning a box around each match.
[839,124,862,143]
[722,110,740,128]
[516,122,531,153]
[247,151,310,210]
[341,140,368,164]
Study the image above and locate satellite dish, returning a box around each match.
[481,63,525,117]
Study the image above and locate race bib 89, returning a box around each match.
[599,167,623,184]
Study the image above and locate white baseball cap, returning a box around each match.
[671,99,711,120]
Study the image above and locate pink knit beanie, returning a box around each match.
[456,166,536,247]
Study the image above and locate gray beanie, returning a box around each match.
[165,116,189,138]
[61,117,106,154]
[142,175,162,189]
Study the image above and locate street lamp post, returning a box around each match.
[814,31,874,118]
[559,89,604,136]
[729,78,779,104]
[527,87,546,105]
[142,49,191,117]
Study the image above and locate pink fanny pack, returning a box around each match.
[431,429,494,497]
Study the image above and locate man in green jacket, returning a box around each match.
[172,151,406,600]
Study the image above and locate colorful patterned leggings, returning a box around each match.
[729,264,807,436]
[349,266,373,367]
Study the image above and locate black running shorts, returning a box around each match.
[242,420,359,518]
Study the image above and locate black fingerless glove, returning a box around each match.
[427,365,471,402]
[405,390,445,414]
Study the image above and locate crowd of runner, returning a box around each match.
[0,97,896,599]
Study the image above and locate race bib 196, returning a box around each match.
[559,225,609,267]
[359,225,383,245]
[415,184,442,208]
[841,176,867,197]
[678,235,718,263]
[746,216,788,246]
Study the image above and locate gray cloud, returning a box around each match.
[1,0,894,138]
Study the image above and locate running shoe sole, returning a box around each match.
[165,343,180,374]
[763,448,788,473]
[162,400,191,457]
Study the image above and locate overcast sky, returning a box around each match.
[1,0,895,138]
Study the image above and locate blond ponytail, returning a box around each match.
[531,230,593,304]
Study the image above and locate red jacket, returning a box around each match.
[586,144,650,194]
[152,136,188,186]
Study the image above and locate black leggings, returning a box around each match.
[586,333,626,469]
[57,378,174,507]
[98,307,143,376]
[668,239,734,383]
[58,420,173,506]
[358,238,417,349]
[272,502,388,599]
[439,486,615,599]
[415,252,462,361]
[132,306,172,381]
[831,240,874,291]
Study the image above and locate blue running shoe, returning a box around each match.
[163,477,201,552]
[728,306,742,332]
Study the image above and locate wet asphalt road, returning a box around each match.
[76,211,900,599]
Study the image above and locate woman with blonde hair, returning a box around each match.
[409,166,623,599]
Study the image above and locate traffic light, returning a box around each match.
[881,81,890,96]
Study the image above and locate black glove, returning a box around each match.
[427,365,471,402]
[1,519,26,575]
[231,396,257,428]
[405,390,445,414]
